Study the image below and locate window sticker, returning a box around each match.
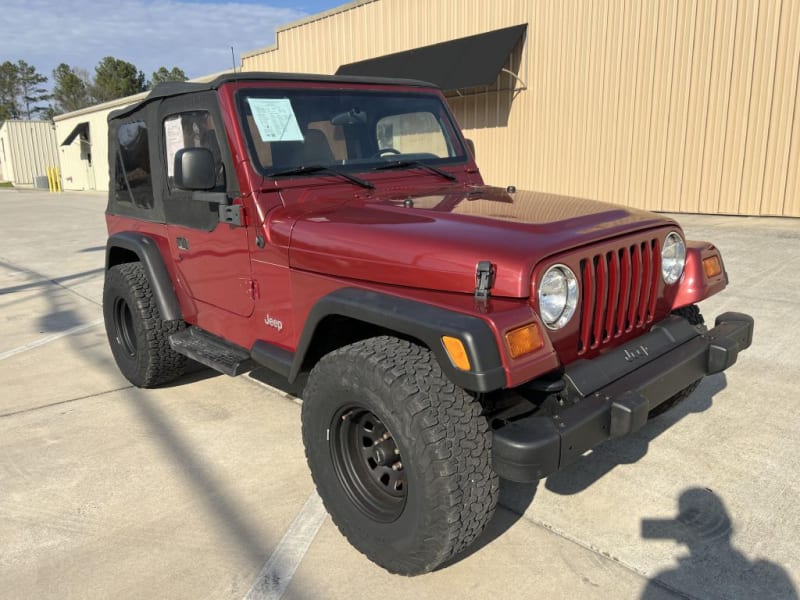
[164,116,184,177]
[247,98,304,142]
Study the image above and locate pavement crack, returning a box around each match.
[0,385,133,418]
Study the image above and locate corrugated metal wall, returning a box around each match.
[0,120,59,185]
[242,0,800,217]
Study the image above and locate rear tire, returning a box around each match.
[302,336,498,575]
[103,263,186,387]
[648,304,706,418]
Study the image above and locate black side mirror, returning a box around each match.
[174,147,216,191]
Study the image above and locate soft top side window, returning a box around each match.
[163,110,225,191]
[115,120,153,208]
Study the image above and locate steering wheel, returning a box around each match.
[374,147,401,157]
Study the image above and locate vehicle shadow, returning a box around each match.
[247,366,307,399]
[545,373,727,496]
[641,487,798,599]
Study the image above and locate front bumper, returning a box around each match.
[492,312,754,482]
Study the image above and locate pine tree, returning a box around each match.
[150,66,188,88]
[52,63,92,114]
[90,57,147,103]
[16,60,50,119]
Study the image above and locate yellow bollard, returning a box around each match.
[55,166,62,192]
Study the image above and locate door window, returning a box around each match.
[163,110,225,190]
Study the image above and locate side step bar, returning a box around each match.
[169,327,255,376]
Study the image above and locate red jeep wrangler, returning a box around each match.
[103,73,753,574]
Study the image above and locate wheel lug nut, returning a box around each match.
[391,461,403,471]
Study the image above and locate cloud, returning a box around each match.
[2,0,308,80]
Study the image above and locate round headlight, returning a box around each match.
[661,232,686,284]
[538,264,579,330]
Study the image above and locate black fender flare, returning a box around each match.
[105,232,182,321]
[291,288,507,392]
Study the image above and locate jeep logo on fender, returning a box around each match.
[623,344,650,362]
[264,315,283,332]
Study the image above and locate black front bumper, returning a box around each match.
[493,312,754,482]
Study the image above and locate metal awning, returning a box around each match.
[61,122,90,146]
[336,24,527,91]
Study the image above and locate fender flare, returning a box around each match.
[291,288,507,392]
[105,232,182,321]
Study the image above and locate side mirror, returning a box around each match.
[464,138,476,159]
[174,147,216,191]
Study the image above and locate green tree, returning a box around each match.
[0,61,21,121]
[16,60,50,119]
[150,66,188,88]
[91,56,147,103]
[52,63,92,114]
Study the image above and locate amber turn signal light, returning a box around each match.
[505,324,544,359]
[442,336,471,371]
[703,255,722,278]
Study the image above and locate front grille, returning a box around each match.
[577,238,661,354]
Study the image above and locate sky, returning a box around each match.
[1,0,344,84]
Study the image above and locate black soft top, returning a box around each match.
[108,71,438,121]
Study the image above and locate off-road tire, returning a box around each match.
[103,263,186,387]
[648,304,706,418]
[302,336,499,575]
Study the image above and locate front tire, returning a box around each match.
[103,263,186,387]
[302,336,498,575]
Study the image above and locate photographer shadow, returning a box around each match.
[545,373,727,496]
[641,488,797,599]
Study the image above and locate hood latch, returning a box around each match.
[475,261,495,301]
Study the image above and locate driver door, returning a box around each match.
[157,95,254,318]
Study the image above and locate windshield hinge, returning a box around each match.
[220,204,243,227]
[475,261,495,300]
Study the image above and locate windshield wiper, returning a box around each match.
[269,164,374,189]
[373,160,457,181]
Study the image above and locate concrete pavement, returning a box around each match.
[0,190,797,599]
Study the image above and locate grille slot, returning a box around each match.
[578,239,661,354]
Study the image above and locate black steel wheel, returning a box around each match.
[103,263,186,387]
[330,407,406,523]
[112,296,138,358]
[302,336,498,575]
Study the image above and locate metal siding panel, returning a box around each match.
[628,0,661,209]
[718,0,760,214]
[739,0,783,215]
[785,38,800,217]
[699,0,738,213]
[614,0,643,207]
[761,0,800,215]
[678,0,715,214]
[661,0,696,213]
[644,1,679,212]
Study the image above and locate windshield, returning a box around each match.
[237,88,467,176]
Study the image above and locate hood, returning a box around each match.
[284,185,677,298]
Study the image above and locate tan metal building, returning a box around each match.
[243,0,800,217]
[54,93,148,192]
[0,120,59,186]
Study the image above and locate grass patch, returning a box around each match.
[0,181,13,188]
